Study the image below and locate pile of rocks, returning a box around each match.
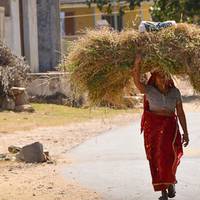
[1,86,34,112]
[0,142,53,164]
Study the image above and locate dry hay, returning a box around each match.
[60,23,200,106]
[0,42,30,96]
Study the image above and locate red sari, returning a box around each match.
[141,76,183,191]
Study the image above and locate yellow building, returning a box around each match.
[60,0,153,36]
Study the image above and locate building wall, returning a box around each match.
[60,5,95,34]
[141,1,152,21]
[2,0,39,72]
[61,2,152,33]
[3,0,21,56]
[123,9,140,29]
[4,17,11,46]
[94,6,101,23]
[75,7,94,32]
[123,2,153,29]
[1,0,62,73]
[27,72,72,97]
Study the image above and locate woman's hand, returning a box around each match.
[182,133,189,147]
[131,53,142,75]
[133,53,142,69]
[131,53,146,94]
[176,101,189,147]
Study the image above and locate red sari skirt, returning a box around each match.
[141,111,183,191]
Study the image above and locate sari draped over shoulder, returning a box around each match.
[141,76,183,191]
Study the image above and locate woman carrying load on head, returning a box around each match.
[131,54,189,200]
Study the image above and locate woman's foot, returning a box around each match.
[159,189,168,200]
[168,184,176,198]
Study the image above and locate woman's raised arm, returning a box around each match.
[131,54,146,94]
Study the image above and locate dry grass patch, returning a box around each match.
[0,103,138,133]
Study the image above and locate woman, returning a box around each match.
[132,54,189,200]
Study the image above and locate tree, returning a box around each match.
[150,0,200,24]
[86,0,145,15]
[184,0,200,23]
[86,0,200,24]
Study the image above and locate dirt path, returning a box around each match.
[0,113,139,200]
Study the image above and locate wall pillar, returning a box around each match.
[1,0,21,57]
[10,0,21,56]
[37,0,61,72]
[22,0,39,72]
[0,7,4,40]
[113,2,118,30]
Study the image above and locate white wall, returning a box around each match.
[2,0,39,72]
[0,7,4,40]
[4,17,12,47]
[22,0,39,72]
[10,0,21,56]
[2,0,21,56]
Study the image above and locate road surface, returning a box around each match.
[61,112,200,200]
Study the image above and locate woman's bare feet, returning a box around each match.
[168,184,176,198]
[159,189,168,200]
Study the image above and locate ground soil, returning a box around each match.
[0,113,139,200]
[0,92,199,200]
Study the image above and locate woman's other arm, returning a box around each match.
[131,54,146,94]
[176,101,189,147]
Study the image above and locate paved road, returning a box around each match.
[61,113,200,200]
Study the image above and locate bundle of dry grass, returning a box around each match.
[60,23,200,106]
[0,42,30,95]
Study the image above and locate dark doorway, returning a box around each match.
[19,0,25,56]
[64,12,75,35]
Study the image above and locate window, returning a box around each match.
[64,12,75,35]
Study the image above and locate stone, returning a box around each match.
[0,153,16,161]
[14,92,29,106]
[8,145,22,154]
[0,153,6,160]
[44,151,49,157]
[1,96,15,110]
[4,157,11,161]
[15,104,35,112]
[11,87,26,94]
[16,142,47,163]
[11,87,29,106]
[46,160,54,164]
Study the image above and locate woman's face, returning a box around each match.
[155,73,167,88]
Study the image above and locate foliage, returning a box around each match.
[146,0,200,24]
[0,41,30,96]
[87,0,200,25]
[86,0,146,15]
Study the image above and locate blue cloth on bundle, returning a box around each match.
[139,21,176,32]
